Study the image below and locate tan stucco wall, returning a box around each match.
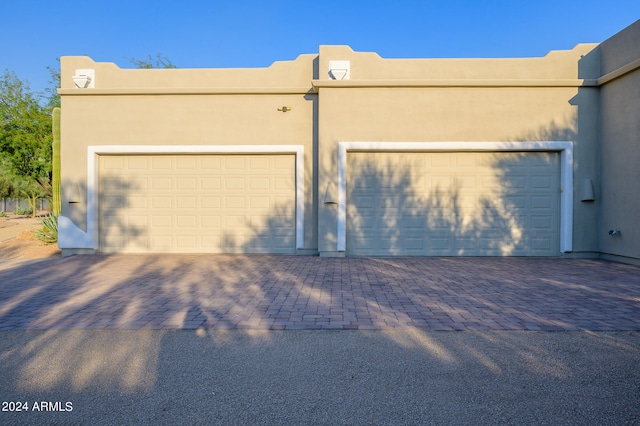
[314,44,600,255]
[598,19,640,263]
[59,55,318,251]
[59,28,640,262]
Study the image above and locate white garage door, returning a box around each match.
[99,154,296,253]
[347,151,560,256]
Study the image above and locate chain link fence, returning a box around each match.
[0,198,50,212]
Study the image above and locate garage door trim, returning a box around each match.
[60,145,304,251]
[336,141,573,254]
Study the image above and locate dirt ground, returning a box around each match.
[0,214,61,259]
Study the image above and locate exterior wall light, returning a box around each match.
[278,106,292,112]
[328,61,350,80]
[580,178,595,202]
[324,181,337,204]
[68,183,84,204]
[72,69,95,89]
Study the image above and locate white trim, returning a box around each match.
[62,145,305,251]
[337,141,573,254]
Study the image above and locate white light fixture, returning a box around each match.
[580,178,595,202]
[72,69,95,89]
[68,183,84,204]
[328,60,350,80]
[324,181,337,204]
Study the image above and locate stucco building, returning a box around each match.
[57,19,640,264]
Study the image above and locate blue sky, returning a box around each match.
[2,0,639,95]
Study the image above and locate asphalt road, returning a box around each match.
[1,330,639,425]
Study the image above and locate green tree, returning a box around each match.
[0,70,53,202]
[129,53,176,69]
[45,60,61,110]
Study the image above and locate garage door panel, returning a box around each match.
[531,196,552,209]
[249,178,271,190]
[201,196,221,209]
[201,216,221,228]
[532,237,553,251]
[225,157,246,169]
[176,235,197,248]
[152,215,172,228]
[176,178,197,190]
[531,215,553,229]
[224,197,245,209]
[248,215,294,229]
[225,177,246,190]
[99,154,296,253]
[102,235,126,250]
[430,155,452,167]
[201,157,222,169]
[150,235,171,249]
[201,178,222,190]
[347,152,559,256]
[531,176,553,189]
[127,157,148,169]
[274,177,295,190]
[176,196,197,209]
[101,177,127,191]
[454,237,476,250]
[503,195,527,209]
[176,157,197,169]
[428,237,452,251]
[404,216,426,230]
[102,195,126,209]
[249,197,270,209]
[176,216,196,228]
[102,214,123,228]
[502,176,527,189]
[151,197,172,209]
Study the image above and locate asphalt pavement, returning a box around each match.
[1,329,639,425]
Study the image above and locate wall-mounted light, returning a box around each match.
[580,178,595,202]
[608,229,620,237]
[72,69,95,89]
[277,106,292,112]
[323,181,337,204]
[68,183,84,204]
[328,60,350,80]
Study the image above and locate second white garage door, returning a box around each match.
[99,154,296,253]
[347,151,560,256]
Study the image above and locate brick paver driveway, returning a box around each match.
[0,255,638,331]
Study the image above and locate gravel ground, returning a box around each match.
[0,215,60,264]
[0,330,638,425]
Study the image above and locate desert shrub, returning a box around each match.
[34,214,58,244]
[13,206,33,216]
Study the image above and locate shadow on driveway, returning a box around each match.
[0,255,638,331]
[1,256,639,423]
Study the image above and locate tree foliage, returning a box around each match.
[129,53,176,69]
[0,70,53,197]
[0,55,172,203]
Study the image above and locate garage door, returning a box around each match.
[99,154,296,253]
[346,151,560,256]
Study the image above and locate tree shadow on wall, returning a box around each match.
[345,151,558,257]
[1,151,639,419]
[98,174,148,253]
[220,202,297,255]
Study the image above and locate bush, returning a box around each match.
[34,214,58,244]
[0,211,6,217]
[13,206,33,216]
